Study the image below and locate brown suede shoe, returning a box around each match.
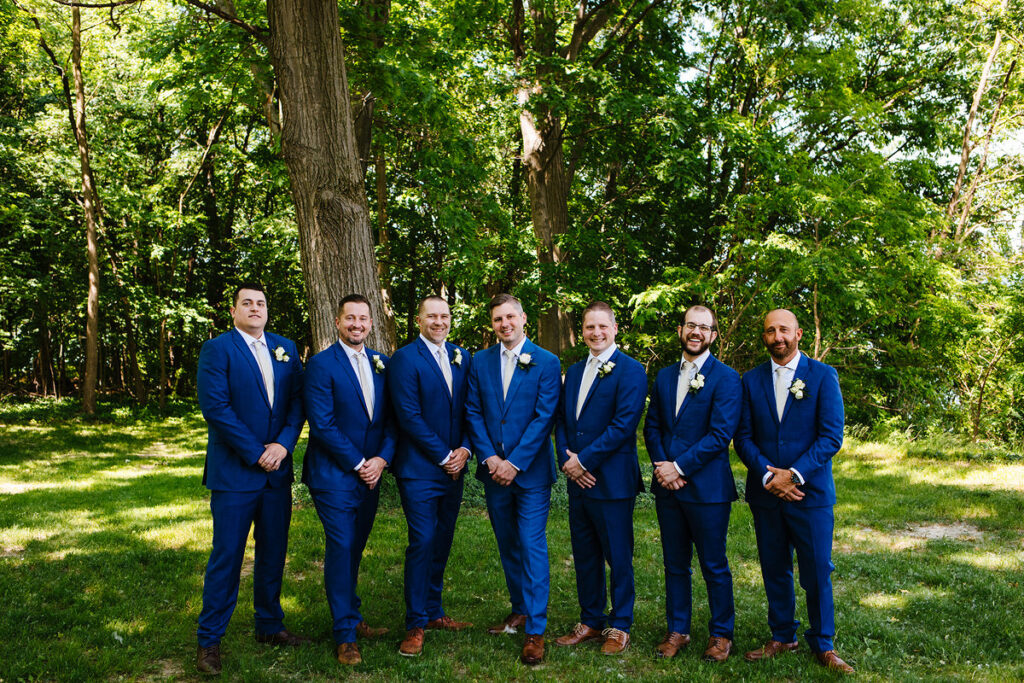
[600,628,630,655]
[399,628,424,657]
[702,636,732,662]
[196,644,221,675]
[816,650,855,673]
[520,634,545,665]
[744,639,799,661]
[655,631,691,658]
[554,623,603,647]
[255,629,311,647]
[487,613,527,635]
[355,621,389,639]
[425,615,473,631]
[336,642,361,665]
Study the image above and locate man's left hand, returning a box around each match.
[562,450,597,489]
[653,460,686,490]
[489,457,518,486]
[258,443,288,472]
[360,456,388,489]
[765,465,804,501]
[443,447,471,479]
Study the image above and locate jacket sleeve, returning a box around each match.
[465,352,499,462]
[643,372,670,464]
[789,365,844,477]
[271,338,305,453]
[304,355,366,472]
[388,350,450,465]
[197,338,264,466]
[554,371,570,467]
[734,375,773,479]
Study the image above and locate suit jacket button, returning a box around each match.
[501,420,506,424]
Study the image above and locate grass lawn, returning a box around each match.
[1,399,1022,681]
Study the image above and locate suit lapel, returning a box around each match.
[417,338,452,401]
[231,329,271,408]
[502,340,532,414]
[446,342,465,394]
[367,347,385,422]
[760,361,779,425]
[577,349,616,418]
[675,355,715,424]
[335,343,370,420]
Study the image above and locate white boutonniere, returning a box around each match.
[516,353,534,371]
[597,361,615,378]
[451,348,463,367]
[688,373,706,394]
[372,355,385,374]
[273,346,290,363]
[789,378,806,400]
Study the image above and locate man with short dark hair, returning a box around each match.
[303,294,395,666]
[388,296,474,657]
[735,308,853,674]
[465,293,560,666]
[553,301,647,655]
[643,305,741,662]
[196,284,308,675]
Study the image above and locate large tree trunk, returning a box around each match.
[70,7,102,414]
[267,0,394,353]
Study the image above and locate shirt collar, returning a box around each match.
[501,337,528,358]
[339,339,367,360]
[420,334,446,355]
[235,327,265,347]
[680,348,711,373]
[588,343,617,365]
[770,350,802,374]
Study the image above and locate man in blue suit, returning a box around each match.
[388,296,474,657]
[553,301,647,655]
[734,309,854,674]
[196,284,308,675]
[303,294,396,666]
[643,305,741,663]
[465,293,560,666]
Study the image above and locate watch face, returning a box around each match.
[790,472,800,484]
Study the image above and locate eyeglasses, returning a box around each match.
[682,322,715,333]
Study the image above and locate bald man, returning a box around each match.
[734,309,854,674]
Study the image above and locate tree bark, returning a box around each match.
[70,6,102,414]
[266,0,394,353]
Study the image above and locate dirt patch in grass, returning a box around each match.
[903,522,985,541]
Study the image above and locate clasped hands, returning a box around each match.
[562,451,596,489]
[442,447,471,480]
[765,465,805,501]
[484,455,518,486]
[652,460,686,490]
[257,443,288,472]
[359,456,388,489]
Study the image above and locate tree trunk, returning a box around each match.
[70,7,102,414]
[267,0,395,353]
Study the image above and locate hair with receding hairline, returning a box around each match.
[487,293,523,315]
[582,300,616,325]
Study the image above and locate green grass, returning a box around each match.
[1,399,1022,681]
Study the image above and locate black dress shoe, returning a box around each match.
[197,644,222,674]
[255,629,311,647]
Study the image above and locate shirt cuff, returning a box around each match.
[439,450,453,466]
[354,457,366,472]
[673,462,685,477]
[762,470,773,487]
[508,460,521,472]
[790,467,805,485]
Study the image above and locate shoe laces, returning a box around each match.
[602,627,627,640]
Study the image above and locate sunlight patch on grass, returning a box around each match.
[948,550,1023,571]
[836,525,925,553]
[139,520,208,550]
[860,592,907,609]
[0,526,57,547]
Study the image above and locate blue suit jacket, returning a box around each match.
[643,354,740,504]
[388,338,472,481]
[465,339,559,489]
[554,349,647,500]
[734,353,844,508]
[302,343,396,491]
[197,329,305,492]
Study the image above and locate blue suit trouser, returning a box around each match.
[397,476,465,629]
[483,479,551,635]
[654,496,734,638]
[751,503,836,652]
[567,495,636,631]
[310,485,381,645]
[197,486,292,646]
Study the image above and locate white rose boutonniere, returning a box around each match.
[597,361,615,378]
[516,353,534,371]
[688,373,706,394]
[789,378,806,400]
[273,346,290,363]
[451,348,463,367]
[372,355,385,374]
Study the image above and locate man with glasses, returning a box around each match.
[643,305,741,663]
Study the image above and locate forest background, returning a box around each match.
[1,0,1023,447]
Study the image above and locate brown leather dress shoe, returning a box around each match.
[355,621,389,639]
[399,628,424,657]
[520,634,545,665]
[554,623,603,646]
[425,615,473,631]
[816,650,855,673]
[744,639,799,661]
[196,644,221,675]
[487,613,527,635]
[702,636,732,662]
[655,631,691,658]
[336,642,361,665]
[600,628,630,655]
[255,629,311,647]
